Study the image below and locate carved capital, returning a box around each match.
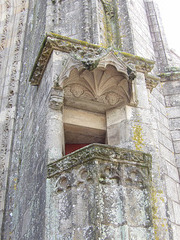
[49,88,64,110]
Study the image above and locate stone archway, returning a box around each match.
[55,52,136,153]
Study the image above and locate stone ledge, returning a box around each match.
[47,143,152,178]
[159,68,180,82]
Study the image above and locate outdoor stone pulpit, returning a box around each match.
[46,144,154,239]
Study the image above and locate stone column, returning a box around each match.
[46,144,154,240]
[46,87,64,163]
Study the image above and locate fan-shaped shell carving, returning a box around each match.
[63,65,131,109]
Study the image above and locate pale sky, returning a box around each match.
[155,0,180,55]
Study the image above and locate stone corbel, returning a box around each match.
[127,66,138,106]
[49,87,64,110]
[145,74,160,92]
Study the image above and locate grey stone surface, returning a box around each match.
[47,144,154,240]
[0,0,180,239]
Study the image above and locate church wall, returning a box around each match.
[149,84,180,239]
[1,0,180,239]
[1,0,48,239]
[0,0,30,235]
[126,0,155,60]
[163,76,180,173]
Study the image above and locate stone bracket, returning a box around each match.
[145,74,160,92]
[49,87,64,110]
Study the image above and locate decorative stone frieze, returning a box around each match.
[47,144,154,239]
[29,33,155,86]
[48,143,152,178]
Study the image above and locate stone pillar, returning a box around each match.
[46,144,154,240]
[46,88,64,163]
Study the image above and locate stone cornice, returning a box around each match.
[159,69,180,82]
[47,143,152,178]
[29,33,155,86]
[121,52,155,73]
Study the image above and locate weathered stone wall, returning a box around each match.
[126,0,155,60]
[162,72,180,175]
[144,0,169,72]
[0,0,30,235]
[1,0,47,239]
[148,84,180,239]
[1,0,180,239]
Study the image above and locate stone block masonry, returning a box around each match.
[0,0,180,239]
[47,144,154,240]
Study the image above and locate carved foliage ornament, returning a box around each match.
[47,143,152,178]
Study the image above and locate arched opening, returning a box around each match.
[63,107,106,154]
[59,53,133,154]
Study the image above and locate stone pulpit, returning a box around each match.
[46,144,154,240]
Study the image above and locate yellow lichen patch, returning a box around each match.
[14,178,17,190]
[151,186,168,240]
[132,124,144,151]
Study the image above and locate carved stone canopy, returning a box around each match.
[29,33,155,86]
[59,52,134,113]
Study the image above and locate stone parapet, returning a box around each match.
[46,144,154,239]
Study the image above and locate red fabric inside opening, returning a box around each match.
[65,144,88,155]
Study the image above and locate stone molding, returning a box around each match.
[121,52,155,73]
[29,33,155,86]
[47,143,152,178]
[159,68,180,82]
